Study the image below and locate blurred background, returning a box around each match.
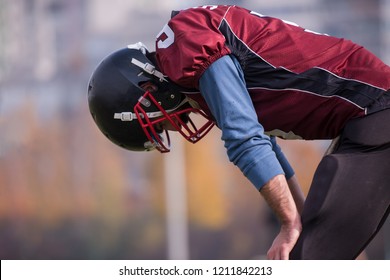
[0,0,389,260]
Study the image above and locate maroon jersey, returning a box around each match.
[155,5,390,139]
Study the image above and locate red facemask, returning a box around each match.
[134,91,215,152]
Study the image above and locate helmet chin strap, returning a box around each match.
[113,95,191,122]
[127,42,167,81]
[131,58,167,82]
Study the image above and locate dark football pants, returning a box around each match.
[290,109,390,259]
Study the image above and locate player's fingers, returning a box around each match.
[280,249,289,260]
[267,249,281,260]
[268,246,290,260]
[266,249,275,260]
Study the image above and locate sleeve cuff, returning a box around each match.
[244,152,285,190]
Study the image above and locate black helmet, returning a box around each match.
[88,43,214,152]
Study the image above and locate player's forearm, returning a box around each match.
[260,174,302,229]
[287,175,305,214]
[261,174,301,259]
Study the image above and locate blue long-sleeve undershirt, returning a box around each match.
[198,55,294,190]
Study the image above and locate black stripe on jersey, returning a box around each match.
[218,19,385,110]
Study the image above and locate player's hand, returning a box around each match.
[259,174,302,260]
[267,224,301,260]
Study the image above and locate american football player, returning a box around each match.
[88,5,390,259]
